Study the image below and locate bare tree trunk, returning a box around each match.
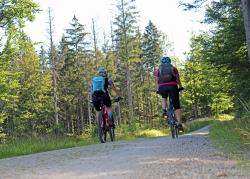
[88,89,92,127]
[92,18,99,67]
[126,66,134,121]
[241,0,250,62]
[78,100,84,134]
[48,7,59,128]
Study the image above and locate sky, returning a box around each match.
[24,0,209,60]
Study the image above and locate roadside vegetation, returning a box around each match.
[0,118,215,159]
[209,113,250,172]
[0,2,249,175]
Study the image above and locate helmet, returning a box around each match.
[160,56,171,64]
[97,67,107,77]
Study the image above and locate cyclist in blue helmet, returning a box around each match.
[91,67,120,128]
[161,56,171,64]
[154,56,184,132]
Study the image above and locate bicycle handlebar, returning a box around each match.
[178,87,184,92]
[113,96,123,102]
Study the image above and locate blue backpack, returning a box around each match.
[91,76,106,94]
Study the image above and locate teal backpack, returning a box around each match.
[91,76,106,94]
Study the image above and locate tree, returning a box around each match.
[113,0,140,121]
[0,0,40,137]
[0,0,39,29]
[180,0,250,62]
[241,0,250,62]
[47,7,59,131]
[15,34,53,135]
[182,34,233,118]
[141,20,162,73]
[58,15,91,135]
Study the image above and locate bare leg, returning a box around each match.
[96,111,101,125]
[162,98,167,110]
[175,109,182,123]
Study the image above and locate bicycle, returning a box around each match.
[97,96,122,143]
[167,98,179,139]
[165,87,184,139]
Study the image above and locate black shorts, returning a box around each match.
[92,91,111,111]
[158,85,180,109]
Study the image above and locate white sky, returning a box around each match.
[24,0,209,60]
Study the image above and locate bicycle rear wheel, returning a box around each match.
[97,112,105,143]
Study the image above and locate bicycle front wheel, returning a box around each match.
[170,124,176,139]
[170,123,178,139]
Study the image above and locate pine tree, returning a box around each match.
[113,0,140,121]
[59,15,91,135]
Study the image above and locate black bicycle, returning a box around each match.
[166,87,184,139]
[167,98,179,139]
[97,96,122,143]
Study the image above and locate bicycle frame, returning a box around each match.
[97,102,115,143]
[101,104,109,129]
[168,98,178,139]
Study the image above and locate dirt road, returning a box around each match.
[0,127,248,179]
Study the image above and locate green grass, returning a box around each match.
[0,135,97,159]
[183,117,215,133]
[0,118,214,159]
[114,118,215,140]
[209,114,250,172]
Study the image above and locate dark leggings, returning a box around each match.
[92,91,111,111]
[158,85,180,109]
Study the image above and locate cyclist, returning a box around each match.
[154,56,184,132]
[91,67,120,128]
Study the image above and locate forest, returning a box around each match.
[0,0,249,143]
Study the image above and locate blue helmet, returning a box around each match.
[97,67,107,77]
[160,56,171,64]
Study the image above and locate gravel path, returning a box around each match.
[0,126,249,179]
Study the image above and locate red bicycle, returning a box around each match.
[97,97,122,143]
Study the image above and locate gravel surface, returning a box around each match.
[0,126,249,179]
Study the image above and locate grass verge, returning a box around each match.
[0,135,97,159]
[209,114,250,173]
[0,118,214,159]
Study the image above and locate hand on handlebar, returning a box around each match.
[114,96,123,102]
[178,87,184,92]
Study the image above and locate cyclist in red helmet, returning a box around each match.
[154,57,184,132]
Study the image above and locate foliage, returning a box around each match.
[0,0,40,29]
[0,0,249,151]
[210,117,250,158]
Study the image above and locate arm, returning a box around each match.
[174,67,183,88]
[108,79,120,96]
[111,82,120,96]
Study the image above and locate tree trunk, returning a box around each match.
[241,0,250,62]
[78,101,84,134]
[48,8,59,128]
[92,18,99,68]
[88,89,92,127]
[126,66,134,121]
